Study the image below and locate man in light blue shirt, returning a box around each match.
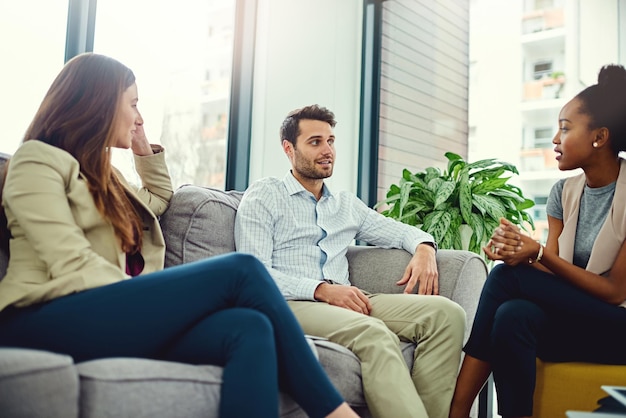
[235,104,465,418]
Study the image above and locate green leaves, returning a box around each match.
[376,153,535,260]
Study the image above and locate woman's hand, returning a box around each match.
[131,115,154,156]
[483,218,541,266]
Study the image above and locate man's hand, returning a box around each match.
[396,243,438,295]
[314,282,372,315]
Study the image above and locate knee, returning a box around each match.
[489,263,509,277]
[427,296,466,330]
[484,263,521,289]
[226,252,264,272]
[492,299,545,346]
[226,253,277,286]
[224,308,273,338]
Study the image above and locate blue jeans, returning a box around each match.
[464,263,626,417]
[0,253,343,418]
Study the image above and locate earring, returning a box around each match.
[593,142,599,148]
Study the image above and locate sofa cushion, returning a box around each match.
[78,358,222,418]
[0,348,79,418]
[77,357,305,418]
[160,185,243,267]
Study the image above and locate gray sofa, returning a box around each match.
[0,182,488,418]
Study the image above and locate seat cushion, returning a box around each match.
[77,357,306,418]
[160,185,243,267]
[0,348,79,418]
[533,359,626,418]
[77,358,223,418]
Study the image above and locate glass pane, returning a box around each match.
[0,0,68,155]
[93,0,236,189]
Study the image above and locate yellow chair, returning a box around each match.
[532,359,626,417]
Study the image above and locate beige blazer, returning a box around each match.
[0,140,174,311]
[559,158,626,306]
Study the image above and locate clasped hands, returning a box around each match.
[483,218,541,266]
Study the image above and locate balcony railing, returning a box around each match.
[521,8,564,34]
[523,75,565,101]
[519,148,558,172]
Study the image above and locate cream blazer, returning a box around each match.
[0,140,174,311]
[559,158,626,306]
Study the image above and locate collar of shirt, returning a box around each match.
[283,170,332,200]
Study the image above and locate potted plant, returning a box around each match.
[375,152,535,258]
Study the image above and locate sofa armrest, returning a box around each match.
[346,247,487,342]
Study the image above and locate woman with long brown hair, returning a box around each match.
[0,53,358,418]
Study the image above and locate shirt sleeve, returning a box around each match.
[234,181,322,300]
[546,179,565,220]
[351,195,436,253]
[131,146,174,216]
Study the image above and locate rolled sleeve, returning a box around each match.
[132,147,174,215]
[354,197,435,255]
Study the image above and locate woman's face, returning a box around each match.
[553,97,597,171]
[114,83,140,149]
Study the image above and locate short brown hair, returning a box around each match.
[280,104,336,146]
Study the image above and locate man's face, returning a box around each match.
[285,119,336,180]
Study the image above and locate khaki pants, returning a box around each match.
[288,294,465,418]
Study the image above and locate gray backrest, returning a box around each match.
[159,185,244,267]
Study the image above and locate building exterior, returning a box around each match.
[469,0,623,242]
[159,0,235,190]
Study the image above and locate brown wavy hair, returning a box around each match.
[16,53,143,254]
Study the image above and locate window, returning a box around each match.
[525,0,555,12]
[534,127,554,148]
[533,196,548,221]
[534,0,555,10]
[0,0,68,155]
[533,61,553,79]
[93,0,236,189]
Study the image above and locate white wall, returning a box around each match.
[249,0,363,193]
[467,0,523,165]
[579,0,619,86]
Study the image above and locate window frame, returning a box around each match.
[64,0,254,190]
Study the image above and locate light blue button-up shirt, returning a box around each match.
[234,171,435,300]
